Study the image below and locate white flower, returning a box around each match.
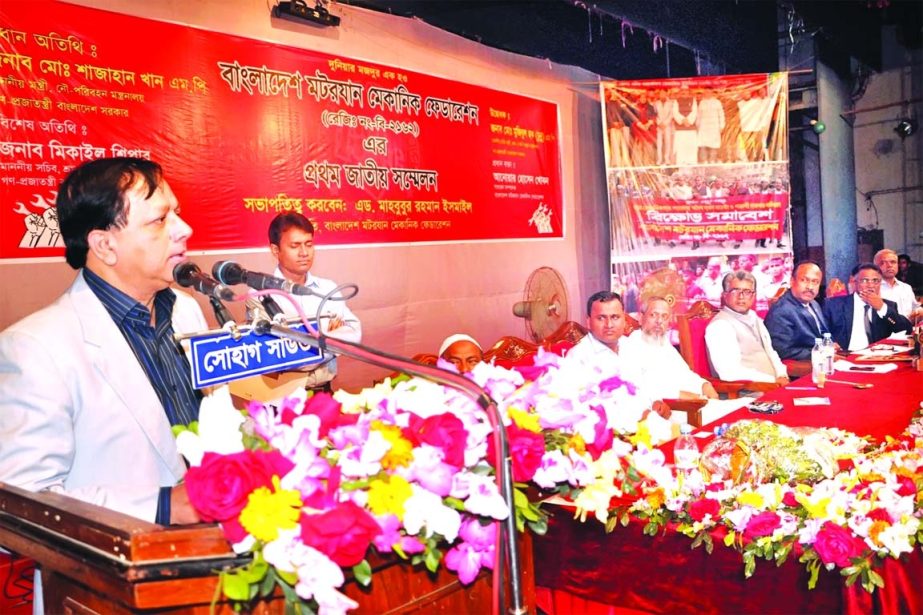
[402,485,462,542]
[337,429,389,478]
[532,450,571,489]
[452,472,509,520]
[176,385,244,466]
[876,516,920,558]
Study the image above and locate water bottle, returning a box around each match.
[674,424,699,474]
[811,338,826,387]
[822,332,835,376]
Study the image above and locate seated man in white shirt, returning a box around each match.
[705,271,790,385]
[875,248,922,321]
[566,291,671,421]
[250,213,362,393]
[621,296,719,400]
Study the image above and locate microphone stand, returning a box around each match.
[252,320,527,615]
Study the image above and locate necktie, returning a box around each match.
[806,304,825,335]
[864,304,872,340]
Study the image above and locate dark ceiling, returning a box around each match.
[340,0,922,79]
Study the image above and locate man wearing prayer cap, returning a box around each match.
[439,334,483,373]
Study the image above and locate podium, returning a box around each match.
[0,483,534,613]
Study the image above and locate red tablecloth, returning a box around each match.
[535,361,923,615]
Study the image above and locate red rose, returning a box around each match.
[743,510,781,540]
[688,498,720,522]
[185,450,294,543]
[488,423,545,482]
[813,522,866,568]
[866,507,893,523]
[185,450,294,523]
[584,405,613,460]
[302,392,358,437]
[895,475,917,497]
[300,501,381,567]
[782,491,799,507]
[405,413,468,468]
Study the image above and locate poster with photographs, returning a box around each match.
[602,72,791,315]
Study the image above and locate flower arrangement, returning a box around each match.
[624,413,923,593]
[174,349,652,613]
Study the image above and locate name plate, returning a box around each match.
[188,322,325,388]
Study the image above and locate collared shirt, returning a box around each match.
[880,277,919,319]
[847,293,887,351]
[83,268,201,427]
[619,330,708,398]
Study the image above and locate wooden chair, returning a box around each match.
[675,300,779,399]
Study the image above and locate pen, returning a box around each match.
[787,386,818,390]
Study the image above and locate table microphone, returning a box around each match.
[212,260,313,295]
[173,262,236,301]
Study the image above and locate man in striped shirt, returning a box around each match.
[0,158,205,527]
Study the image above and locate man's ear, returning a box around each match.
[270,243,279,259]
[87,229,117,266]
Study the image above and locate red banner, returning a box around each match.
[0,2,562,260]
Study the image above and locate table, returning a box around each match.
[534,360,923,614]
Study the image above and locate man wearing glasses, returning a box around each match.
[706,271,790,384]
[822,263,912,351]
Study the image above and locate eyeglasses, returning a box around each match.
[856,277,881,285]
[727,288,755,297]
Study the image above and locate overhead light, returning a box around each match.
[894,118,917,139]
[810,119,825,134]
[272,0,340,27]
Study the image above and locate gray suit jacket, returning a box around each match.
[0,271,207,522]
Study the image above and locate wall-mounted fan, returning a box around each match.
[513,267,569,342]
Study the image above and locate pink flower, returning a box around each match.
[743,510,781,540]
[895,475,916,497]
[488,423,545,482]
[302,393,358,437]
[372,514,425,555]
[405,413,468,468]
[445,542,490,584]
[866,508,893,523]
[584,405,614,460]
[599,374,637,396]
[301,501,381,567]
[782,491,799,507]
[688,498,720,522]
[813,522,866,568]
[458,516,496,551]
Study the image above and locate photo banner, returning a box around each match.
[600,72,791,313]
[0,1,562,260]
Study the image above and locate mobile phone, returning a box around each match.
[748,401,783,414]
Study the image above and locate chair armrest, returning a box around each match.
[709,378,779,399]
[662,398,707,428]
[782,359,812,379]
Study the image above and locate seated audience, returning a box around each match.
[621,296,718,399]
[897,253,923,294]
[765,261,829,360]
[438,334,483,373]
[566,291,671,421]
[875,249,921,321]
[822,263,912,351]
[705,272,789,384]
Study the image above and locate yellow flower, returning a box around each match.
[509,407,541,433]
[567,434,586,456]
[239,476,303,543]
[795,492,831,519]
[629,421,652,449]
[868,520,890,547]
[367,474,413,520]
[737,491,764,509]
[373,421,414,470]
[646,487,665,509]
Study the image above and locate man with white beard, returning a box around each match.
[620,296,719,400]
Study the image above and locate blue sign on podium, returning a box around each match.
[187,322,325,388]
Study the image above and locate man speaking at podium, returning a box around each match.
[0,158,203,527]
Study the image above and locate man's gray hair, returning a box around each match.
[721,270,758,293]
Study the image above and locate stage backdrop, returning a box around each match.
[0,1,562,260]
[601,72,792,313]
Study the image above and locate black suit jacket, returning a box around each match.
[821,294,912,349]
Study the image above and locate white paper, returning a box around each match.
[833,359,898,374]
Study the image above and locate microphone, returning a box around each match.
[173,262,237,302]
[212,260,313,296]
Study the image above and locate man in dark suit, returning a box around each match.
[822,263,912,351]
[765,261,829,360]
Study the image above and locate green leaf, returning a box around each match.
[352,559,372,587]
[443,496,466,511]
[221,571,252,602]
[869,569,885,589]
[424,547,442,573]
[527,517,548,536]
[774,543,791,566]
[743,552,756,579]
[723,531,736,548]
[258,567,276,598]
[690,532,705,550]
[807,560,820,590]
[703,533,714,555]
